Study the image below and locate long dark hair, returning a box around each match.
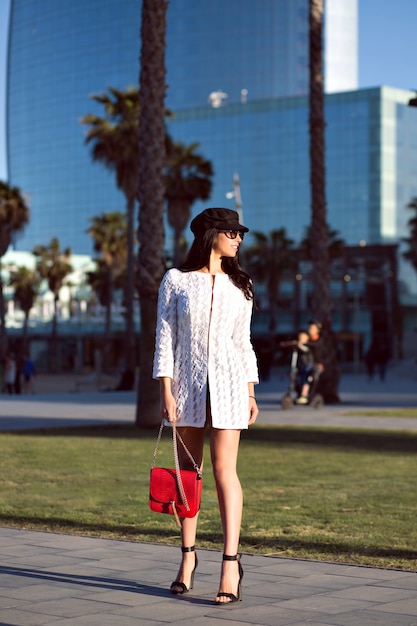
[179,228,254,300]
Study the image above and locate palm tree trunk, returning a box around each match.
[309,0,340,402]
[23,313,29,354]
[136,0,168,427]
[125,194,136,375]
[104,275,114,373]
[268,277,280,333]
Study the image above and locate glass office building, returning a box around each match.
[6,0,140,253]
[167,87,417,248]
[167,86,417,291]
[6,0,358,254]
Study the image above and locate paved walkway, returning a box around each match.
[0,367,416,624]
[1,367,416,432]
[0,527,416,626]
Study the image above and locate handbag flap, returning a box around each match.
[149,467,179,503]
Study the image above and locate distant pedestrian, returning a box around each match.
[23,355,36,393]
[295,330,315,404]
[307,321,325,374]
[4,353,17,395]
[364,338,391,381]
[14,353,24,394]
[376,341,390,381]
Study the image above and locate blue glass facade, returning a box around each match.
[7,0,358,255]
[167,87,417,249]
[166,0,309,110]
[7,0,140,253]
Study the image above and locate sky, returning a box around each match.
[1,0,417,181]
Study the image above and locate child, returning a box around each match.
[295,330,315,404]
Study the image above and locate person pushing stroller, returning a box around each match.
[280,325,324,409]
[294,330,315,404]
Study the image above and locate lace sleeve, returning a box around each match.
[153,270,177,379]
[232,294,259,383]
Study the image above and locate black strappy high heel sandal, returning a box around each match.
[170,546,198,595]
[215,553,243,604]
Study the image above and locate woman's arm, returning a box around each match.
[159,376,177,423]
[247,382,259,425]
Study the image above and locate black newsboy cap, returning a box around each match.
[190,207,249,237]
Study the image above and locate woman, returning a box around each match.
[153,207,259,604]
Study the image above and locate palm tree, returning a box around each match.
[136,0,169,427]
[87,212,128,360]
[309,0,339,402]
[301,223,345,261]
[0,181,30,359]
[32,238,72,372]
[402,197,417,273]
[9,266,41,352]
[81,87,139,376]
[165,137,213,266]
[245,229,296,332]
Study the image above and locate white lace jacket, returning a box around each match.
[153,269,259,429]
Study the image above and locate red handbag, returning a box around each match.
[149,421,203,527]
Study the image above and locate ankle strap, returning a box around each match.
[181,546,195,553]
[223,553,240,561]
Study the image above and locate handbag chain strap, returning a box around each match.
[172,424,190,512]
[152,421,203,514]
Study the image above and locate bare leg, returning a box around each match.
[171,426,205,592]
[210,428,242,603]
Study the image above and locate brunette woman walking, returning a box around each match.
[153,207,259,604]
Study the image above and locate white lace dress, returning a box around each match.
[153,268,259,429]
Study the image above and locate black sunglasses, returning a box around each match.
[220,230,245,240]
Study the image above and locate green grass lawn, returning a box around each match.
[0,424,416,571]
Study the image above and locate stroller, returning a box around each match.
[281,343,324,410]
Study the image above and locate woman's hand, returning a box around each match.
[159,377,177,423]
[162,397,177,423]
[248,396,259,425]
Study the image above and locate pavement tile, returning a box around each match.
[77,587,170,607]
[272,594,377,615]
[47,616,162,626]
[69,555,153,573]
[102,596,219,622]
[310,610,417,625]
[370,597,417,616]
[0,544,62,559]
[245,580,330,600]
[202,603,331,625]
[0,581,91,603]
[12,596,122,618]
[295,572,390,590]
[0,553,93,569]
[0,595,31,610]
[376,575,417,590]
[243,558,343,578]
[322,564,417,580]
[329,585,417,603]
[0,609,59,625]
